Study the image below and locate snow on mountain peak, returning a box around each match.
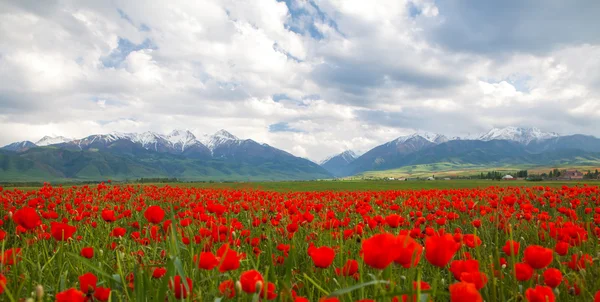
[320,150,358,165]
[35,136,73,146]
[478,127,559,144]
[393,132,448,145]
[198,130,241,151]
[166,129,198,151]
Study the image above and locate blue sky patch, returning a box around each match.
[101,38,157,68]
[269,122,304,133]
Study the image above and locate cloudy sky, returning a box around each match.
[1,0,600,161]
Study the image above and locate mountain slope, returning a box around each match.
[0,147,332,181]
[1,141,36,152]
[345,133,447,175]
[320,150,358,177]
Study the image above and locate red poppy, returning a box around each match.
[13,207,41,230]
[336,259,359,277]
[309,246,335,268]
[462,234,482,248]
[94,287,111,301]
[554,241,569,256]
[450,260,479,280]
[525,285,555,302]
[542,268,562,288]
[501,240,520,256]
[259,282,277,300]
[153,267,167,279]
[394,235,423,268]
[425,234,460,267]
[594,290,600,302]
[515,263,534,281]
[524,245,553,269]
[361,233,400,269]
[219,280,236,298]
[460,271,488,290]
[101,209,116,222]
[1,248,22,266]
[56,288,85,302]
[449,282,482,302]
[240,270,264,293]
[0,273,6,295]
[51,222,77,241]
[144,206,165,224]
[217,244,241,273]
[79,272,97,293]
[169,275,192,299]
[195,252,219,270]
[81,247,94,259]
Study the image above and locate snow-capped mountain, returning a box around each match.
[320,150,359,177]
[320,150,358,165]
[199,129,241,152]
[391,132,449,145]
[1,141,36,152]
[35,136,73,146]
[478,127,559,145]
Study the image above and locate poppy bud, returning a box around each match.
[255,281,263,293]
[36,284,44,300]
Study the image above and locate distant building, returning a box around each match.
[426,177,435,181]
[562,170,584,180]
[502,175,515,180]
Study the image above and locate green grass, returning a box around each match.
[356,162,600,179]
[5,179,599,193]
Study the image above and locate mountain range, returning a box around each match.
[0,130,331,181]
[3,126,600,181]
[319,127,600,177]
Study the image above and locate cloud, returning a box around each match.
[1,0,600,162]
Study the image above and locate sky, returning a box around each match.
[1,0,600,162]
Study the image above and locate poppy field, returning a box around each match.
[1,183,600,301]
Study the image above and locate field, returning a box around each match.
[355,162,600,179]
[1,181,600,301]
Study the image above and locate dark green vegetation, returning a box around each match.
[0,147,331,182]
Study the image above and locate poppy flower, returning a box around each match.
[169,275,192,299]
[1,248,22,266]
[81,247,94,259]
[309,246,335,268]
[594,290,600,302]
[101,209,116,222]
[51,222,77,241]
[554,241,569,256]
[240,270,264,293]
[524,245,553,269]
[394,235,423,268]
[13,207,41,230]
[336,259,359,276]
[195,252,219,270]
[460,271,488,290]
[217,244,241,273]
[542,268,562,288]
[56,288,85,302]
[425,234,460,267]
[219,280,236,298]
[525,285,555,302]
[144,206,165,224]
[94,287,111,301]
[449,282,482,302]
[361,233,400,269]
[79,272,97,293]
[462,234,482,248]
[515,263,534,281]
[502,240,520,256]
[153,267,167,279]
[259,282,277,300]
[450,259,479,279]
[0,274,6,295]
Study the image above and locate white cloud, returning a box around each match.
[1,0,600,161]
